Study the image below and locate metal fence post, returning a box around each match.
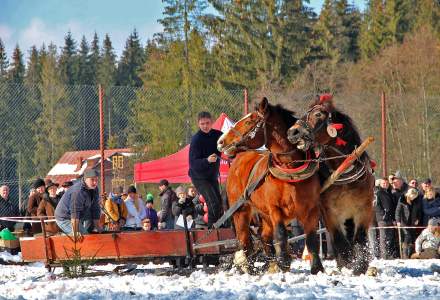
[244,88,248,115]
[99,85,105,195]
[381,91,387,177]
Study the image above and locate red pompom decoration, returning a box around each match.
[335,137,347,146]
[319,93,333,104]
[199,195,205,203]
[332,123,344,131]
[370,160,377,169]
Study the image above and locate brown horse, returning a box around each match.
[217,97,324,274]
[287,96,374,275]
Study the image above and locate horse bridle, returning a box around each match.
[224,112,268,152]
[296,104,333,141]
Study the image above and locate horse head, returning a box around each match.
[217,97,269,157]
[287,94,338,151]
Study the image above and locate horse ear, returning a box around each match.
[258,97,269,114]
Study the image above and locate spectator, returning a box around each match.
[37,182,60,234]
[395,188,422,258]
[144,193,158,230]
[27,178,46,234]
[104,190,127,231]
[158,179,177,230]
[172,186,195,229]
[411,218,440,259]
[408,179,418,190]
[422,187,440,226]
[0,185,18,232]
[189,111,223,228]
[54,169,103,240]
[193,192,209,228]
[370,179,381,258]
[57,181,74,199]
[375,178,397,259]
[421,178,439,197]
[123,185,146,230]
[391,172,408,205]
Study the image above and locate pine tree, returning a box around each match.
[116,29,145,87]
[77,35,92,84]
[207,0,315,89]
[34,43,74,173]
[8,45,25,83]
[25,46,42,85]
[59,31,78,84]
[97,34,116,87]
[89,32,100,84]
[0,38,8,81]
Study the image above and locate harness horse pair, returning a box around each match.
[218,95,374,275]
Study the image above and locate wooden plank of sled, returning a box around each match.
[192,239,239,250]
[20,228,237,262]
[192,228,236,254]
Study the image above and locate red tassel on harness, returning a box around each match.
[332,123,344,131]
[319,93,333,104]
[335,137,347,146]
[370,160,377,169]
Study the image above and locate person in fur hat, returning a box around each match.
[37,182,60,234]
[27,178,46,234]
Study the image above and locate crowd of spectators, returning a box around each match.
[0,173,210,240]
[372,172,440,259]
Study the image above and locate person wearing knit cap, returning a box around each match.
[144,193,158,230]
[27,178,47,234]
[55,169,103,240]
[395,188,423,258]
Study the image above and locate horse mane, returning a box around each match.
[269,104,297,126]
[332,109,370,160]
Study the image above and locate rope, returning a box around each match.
[0,216,57,223]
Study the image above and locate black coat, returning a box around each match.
[172,198,195,227]
[159,187,177,224]
[375,187,395,223]
[395,195,422,226]
[0,197,18,231]
[188,129,223,180]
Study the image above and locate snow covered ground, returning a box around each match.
[1,252,440,299]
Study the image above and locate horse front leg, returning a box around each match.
[232,205,254,273]
[270,210,291,272]
[351,225,370,275]
[303,210,324,275]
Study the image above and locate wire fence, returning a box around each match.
[0,82,244,208]
[0,82,439,209]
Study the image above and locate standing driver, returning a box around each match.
[189,111,223,228]
[55,169,103,240]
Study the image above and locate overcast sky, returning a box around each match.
[0,0,366,60]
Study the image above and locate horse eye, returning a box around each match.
[315,112,322,118]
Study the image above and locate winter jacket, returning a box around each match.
[375,187,395,222]
[395,195,423,227]
[104,197,128,224]
[145,207,158,230]
[0,196,18,231]
[415,228,440,253]
[159,187,177,229]
[188,129,223,180]
[37,194,60,234]
[54,180,100,222]
[192,194,208,225]
[422,196,440,226]
[28,192,45,233]
[124,196,146,228]
[172,197,195,229]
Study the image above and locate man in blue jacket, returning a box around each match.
[55,169,102,240]
[189,111,223,228]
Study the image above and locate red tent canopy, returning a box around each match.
[134,113,234,184]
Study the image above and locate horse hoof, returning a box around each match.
[366,266,378,277]
[311,264,324,275]
[233,250,250,273]
[267,261,281,274]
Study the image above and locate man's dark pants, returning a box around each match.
[191,177,222,227]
